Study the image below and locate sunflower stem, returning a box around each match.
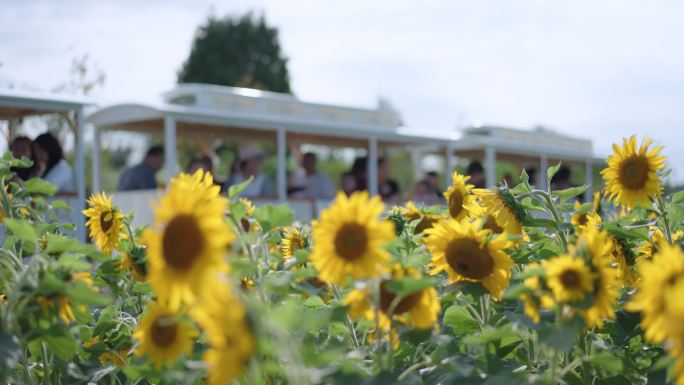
[123,219,137,249]
[533,191,569,253]
[40,341,50,385]
[656,197,674,244]
[332,285,360,349]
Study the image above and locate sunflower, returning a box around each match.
[118,251,147,282]
[573,227,620,328]
[98,349,130,368]
[83,192,125,254]
[610,235,638,287]
[544,255,594,303]
[143,170,235,310]
[192,282,254,385]
[444,172,476,220]
[310,191,395,285]
[37,272,98,323]
[37,295,78,324]
[664,279,684,385]
[474,187,526,240]
[518,263,554,324]
[400,201,445,235]
[424,219,512,300]
[235,198,257,233]
[343,264,440,330]
[636,226,682,263]
[134,301,197,369]
[601,135,666,210]
[280,227,307,258]
[571,198,602,233]
[467,203,506,234]
[626,243,684,344]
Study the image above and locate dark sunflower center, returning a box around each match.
[241,218,251,233]
[150,318,178,348]
[334,223,368,261]
[448,191,465,218]
[290,237,304,254]
[99,211,114,234]
[379,280,422,314]
[576,214,588,226]
[162,214,204,270]
[619,156,649,190]
[560,269,581,289]
[406,213,436,235]
[445,239,494,279]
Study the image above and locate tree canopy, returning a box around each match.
[178,13,292,93]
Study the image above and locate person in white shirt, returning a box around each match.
[32,132,75,194]
[228,145,275,197]
[300,152,335,199]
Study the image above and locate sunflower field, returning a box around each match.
[1,135,684,385]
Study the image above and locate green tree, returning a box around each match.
[178,13,292,93]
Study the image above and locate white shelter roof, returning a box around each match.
[0,89,93,118]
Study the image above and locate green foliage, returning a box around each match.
[1,151,684,385]
[178,13,292,93]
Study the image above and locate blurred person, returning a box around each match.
[350,156,368,191]
[228,145,275,197]
[186,155,214,175]
[32,132,75,194]
[425,171,442,197]
[10,136,35,180]
[287,171,307,196]
[378,158,400,201]
[413,179,439,204]
[466,161,485,188]
[187,155,223,189]
[340,172,356,196]
[118,145,164,191]
[300,152,335,199]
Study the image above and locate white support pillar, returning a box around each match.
[164,115,178,182]
[409,147,422,185]
[92,124,101,193]
[485,146,496,188]
[446,143,455,187]
[75,109,86,242]
[276,127,287,202]
[8,118,18,146]
[584,158,593,202]
[368,136,379,196]
[539,154,548,189]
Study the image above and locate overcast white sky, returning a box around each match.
[1,0,683,181]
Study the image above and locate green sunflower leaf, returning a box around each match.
[24,178,57,196]
[3,218,37,244]
[552,185,589,204]
[385,277,435,297]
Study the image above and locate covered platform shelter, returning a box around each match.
[87,83,449,224]
[0,89,91,240]
[445,125,605,201]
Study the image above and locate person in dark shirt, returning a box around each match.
[378,158,400,201]
[118,146,164,191]
[425,171,442,198]
[467,161,486,188]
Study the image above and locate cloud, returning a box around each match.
[1,0,683,181]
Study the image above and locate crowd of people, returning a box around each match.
[8,135,579,203]
[9,132,75,194]
[117,144,557,204]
